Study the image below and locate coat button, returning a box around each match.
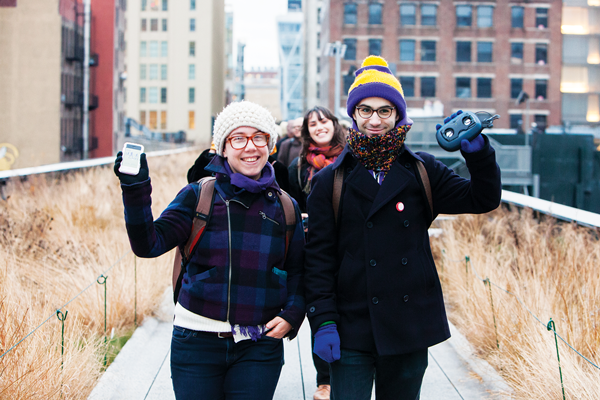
[346,167,352,174]
[404,295,409,302]
[309,306,315,313]
[372,297,379,304]
[369,259,377,267]
[267,191,273,197]
[367,222,373,228]
[402,258,408,265]
[405,163,411,169]
[404,220,410,227]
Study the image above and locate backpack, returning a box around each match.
[172,176,297,304]
[332,160,433,226]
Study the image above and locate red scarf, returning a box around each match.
[305,144,344,183]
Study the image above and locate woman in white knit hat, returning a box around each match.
[114,101,306,399]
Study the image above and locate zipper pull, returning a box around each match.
[259,211,266,219]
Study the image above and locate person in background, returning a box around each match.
[277,117,303,167]
[114,100,305,400]
[304,56,502,399]
[287,106,346,400]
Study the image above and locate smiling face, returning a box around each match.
[352,97,399,137]
[222,126,270,180]
[307,111,335,147]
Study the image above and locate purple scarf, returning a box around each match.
[223,159,276,194]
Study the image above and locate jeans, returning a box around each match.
[330,348,428,400]
[170,326,284,400]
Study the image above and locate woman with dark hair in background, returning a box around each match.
[287,106,346,400]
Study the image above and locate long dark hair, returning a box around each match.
[299,106,347,163]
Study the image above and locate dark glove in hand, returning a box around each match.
[436,110,485,154]
[313,323,341,363]
[114,151,149,185]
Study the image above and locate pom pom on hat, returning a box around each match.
[212,101,279,156]
[346,55,412,128]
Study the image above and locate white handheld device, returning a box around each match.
[119,142,145,175]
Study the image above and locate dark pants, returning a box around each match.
[170,326,284,400]
[311,332,331,386]
[330,348,428,400]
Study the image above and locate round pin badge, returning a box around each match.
[396,202,405,212]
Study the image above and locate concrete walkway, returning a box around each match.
[89,291,513,400]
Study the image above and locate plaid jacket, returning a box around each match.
[121,159,305,334]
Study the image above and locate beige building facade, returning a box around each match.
[0,0,63,169]
[125,0,225,146]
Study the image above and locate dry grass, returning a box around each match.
[0,149,201,399]
[431,207,600,399]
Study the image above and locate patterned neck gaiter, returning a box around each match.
[347,125,410,171]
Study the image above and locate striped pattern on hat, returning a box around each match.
[213,101,279,156]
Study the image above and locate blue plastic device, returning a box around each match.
[436,111,484,152]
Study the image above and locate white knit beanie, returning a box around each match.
[213,101,279,156]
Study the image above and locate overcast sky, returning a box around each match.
[226,0,289,70]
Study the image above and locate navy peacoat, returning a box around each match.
[304,137,502,356]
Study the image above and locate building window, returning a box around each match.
[344,3,357,25]
[140,87,147,103]
[161,88,167,103]
[149,111,157,129]
[399,39,415,61]
[511,6,524,28]
[161,111,167,129]
[421,40,436,62]
[535,79,547,100]
[343,66,357,93]
[510,114,522,129]
[534,115,547,130]
[317,57,320,73]
[477,78,492,98]
[162,0,167,11]
[141,0,147,11]
[161,41,168,57]
[161,64,167,80]
[140,111,146,125]
[343,39,357,60]
[456,41,471,62]
[510,78,523,99]
[369,3,382,25]
[316,82,320,99]
[190,18,196,32]
[189,111,195,129]
[140,64,147,80]
[535,8,548,28]
[140,41,147,57]
[400,4,416,26]
[477,6,493,28]
[190,0,196,10]
[317,7,322,24]
[162,18,167,31]
[400,76,415,97]
[535,43,548,65]
[456,77,471,98]
[421,77,436,97]
[421,4,437,26]
[511,42,523,63]
[369,39,382,56]
[141,18,147,31]
[189,41,195,56]
[317,32,320,49]
[149,64,158,80]
[149,41,158,57]
[149,87,158,103]
[189,64,195,79]
[456,5,472,27]
[189,87,195,103]
[150,18,158,31]
[477,42,493,62]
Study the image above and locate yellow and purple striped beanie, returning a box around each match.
[346,56,412,128]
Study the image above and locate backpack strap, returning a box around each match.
[331,160,433,227]
[416,160,433,223]
[277,189,296,259]
[173,176,216,303]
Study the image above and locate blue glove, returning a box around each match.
[435,110,464,131]
[460,134,485,153]
[114,152,149,185]
[313,323,341,363]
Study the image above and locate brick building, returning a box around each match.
[319,0,562,130]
